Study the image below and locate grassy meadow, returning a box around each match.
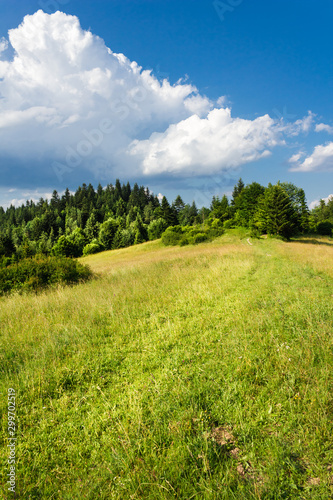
[0,230,332,499]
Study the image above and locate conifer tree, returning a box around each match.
[254,184,295,238]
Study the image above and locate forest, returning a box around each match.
[0,178,332,265]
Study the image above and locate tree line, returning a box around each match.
[0,179,332,264]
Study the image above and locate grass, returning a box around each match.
[0,230,332,499]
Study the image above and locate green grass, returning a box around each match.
[0,231,332,499]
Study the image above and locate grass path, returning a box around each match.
[0,232,332,499]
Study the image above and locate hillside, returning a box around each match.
[1,231,332,499]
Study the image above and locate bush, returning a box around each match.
[82,240,102,256]
[162,225,224,247]
[0,256,93,295]
[192,232,208,244]
[148,218,168,240]
[161,226,186,246]
[316,220,333,236]
[51,236,80,258]
[223,219,235,229]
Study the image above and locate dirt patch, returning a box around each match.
[307,477,321,486]
[211,426,235,446]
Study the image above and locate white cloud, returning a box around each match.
[309,194,333,210]
[130,108,283,175]
[0,37,8,54]
[289,152,303,163]
[315,123,333,134]
[0,10,319,185]
[0,189,53,208]
[282,111,315,136]
[289,142,333,172]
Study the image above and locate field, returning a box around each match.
[0,230,332,499]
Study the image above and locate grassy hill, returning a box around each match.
[1,230,332,499]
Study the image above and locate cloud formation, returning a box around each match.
[315,123,333,134]
[289,142,333,172]
[0,10,318,187]
[309,194,333,210]
[130,108,282,175]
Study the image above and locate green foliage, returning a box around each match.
[209,195,230,222]
[118,228,135,248]
[279,182,309,233]
[82,240,103,256]
[234,182,265,227]
[99,218,118,250]
[162,224,224,246]
[161,225,187,246]
[0,256,92,295]
[311,196,333,224]
[148,218,168,240]
[132,215,148,245]
[231,177,245,206]
[51,235,80,258]
[0,234,15,257]
[0,178,316,264]
[178,202,198,226]
[254,184,296,239]
[316,220,333,236]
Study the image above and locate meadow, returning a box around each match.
[0,230,332,499]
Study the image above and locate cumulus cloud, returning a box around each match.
[0,37,8,54]
[315,123,333,134]
[130,108,282,175]
[289,142,333,172]
[0,10,318,187]
[309,194,333,210]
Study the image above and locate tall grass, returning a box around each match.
[0,232,332,499]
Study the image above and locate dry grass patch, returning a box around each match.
[276,236,333,277]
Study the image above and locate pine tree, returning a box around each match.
[255,184,295,238]
[231,178,245,206]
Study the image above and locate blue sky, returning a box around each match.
[0,0,332,208]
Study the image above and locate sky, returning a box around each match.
[0,0,332,209]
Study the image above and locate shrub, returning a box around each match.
[0,256,93,295]
[161,226,186,246]
[51,236,80,258]
[148,218,168,240]
[119,228,135,248]
[192,232,208,244]
[162,225,224,247]
[316,220,333,236]
[223,219,235,229]
[82,240,102,256]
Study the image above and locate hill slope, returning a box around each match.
[1,232,332,499]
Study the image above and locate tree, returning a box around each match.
[254,184,295,238]
[231,178,245,206]
[99,218,119,250]
[172,195,185,219]
[51,235,78,258]
[84,213,99,241]
[0,234,15,257]
[148,218,168,240]
[209,195,230,222]
[234,182,265,227]
[279,182,309,233]
[179,202,198,226]
[161,196,177,226]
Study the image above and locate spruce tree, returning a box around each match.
[255,184,295,238]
